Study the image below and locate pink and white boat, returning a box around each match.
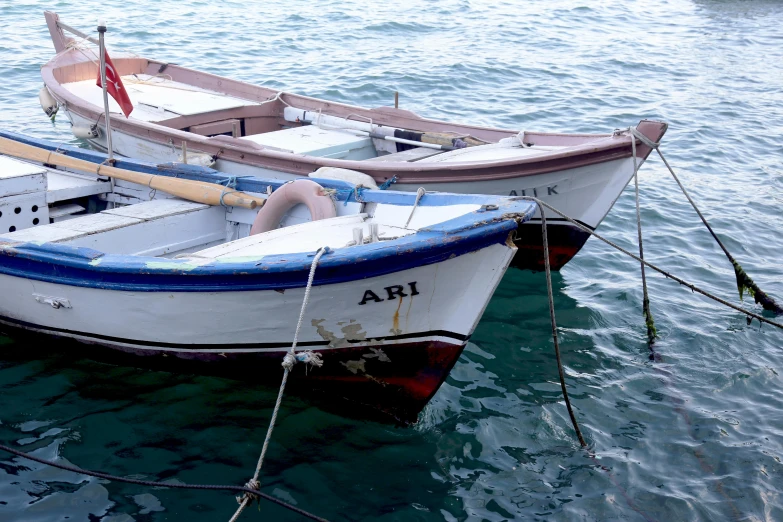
[40,11,667,270]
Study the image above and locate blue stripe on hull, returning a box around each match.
[0,219,517,292]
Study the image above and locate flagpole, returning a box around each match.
[97,20,114,163]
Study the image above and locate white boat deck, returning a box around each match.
[63,74,257,122]
[187,214,414,260]
[186,201,482,260]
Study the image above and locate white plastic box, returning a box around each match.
[240,126,375,160]
[0,156,49,233]
[0,156,47,197]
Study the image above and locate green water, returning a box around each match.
[1,0,783,520]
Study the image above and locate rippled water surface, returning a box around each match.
[1,1,783,520]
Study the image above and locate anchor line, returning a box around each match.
[515,197,783,331]
[630,135,657,350]
[628,127,782,315]
[230,247,329,522]
[539,205,587,447]
[0,443,326,521]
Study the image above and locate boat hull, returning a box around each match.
[0,242,515,422]
[0,317,463,423]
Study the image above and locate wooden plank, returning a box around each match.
[49,203,86,219]
[49,213,142,234]
[0,224,85,244]
[103,199,209,221]
[46,171,111,203]
[189,119,241,137]
[67,206,226,256]
[364,147,444,162]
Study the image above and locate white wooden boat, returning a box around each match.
[40,11,667,271]
[0,132,536,421]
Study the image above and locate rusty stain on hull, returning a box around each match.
[391,296,403,336]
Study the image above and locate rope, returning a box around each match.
[629,127,783,315]
[0,443,327,521]
[324,175,396,207]
[348,186,366,206]
[147,175,157,200]
[630,135,657,350]
[217,176,239,208]
[219,176,239,189]
[404,188,426,228]
[539,206,587,447]
[377,175,398,190]
[323,186,367,206]
[516,197,783,330]
[230,247,329,522]
[264,91,291,107]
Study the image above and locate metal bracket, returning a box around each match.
[34,294,72,309]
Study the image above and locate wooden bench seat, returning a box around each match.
[364,147,444,162]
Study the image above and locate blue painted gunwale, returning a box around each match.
[0,132,536,292]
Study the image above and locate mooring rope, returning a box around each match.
[518,197,783,330]
[534,195,760,520]
[539,206,587,447]
[630,137,657,350]
[628,127,783,315]
[0,443,326,521]
[230,247,329,522]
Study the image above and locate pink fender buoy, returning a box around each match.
[250,179,337,235]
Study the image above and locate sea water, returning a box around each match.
[0,0,782,520]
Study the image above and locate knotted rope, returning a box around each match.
[377,175,398,190]
[230,246,329,522]
[218,176,239,208]
[324,175,397,206]
[628,127,782,315]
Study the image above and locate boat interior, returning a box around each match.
[55,53,579,165]
[0,154,483,262]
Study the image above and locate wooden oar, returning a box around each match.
[0,136,265,210]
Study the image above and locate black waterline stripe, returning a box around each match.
[0,315,469,350]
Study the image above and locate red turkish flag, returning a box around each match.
[96,50,134,118]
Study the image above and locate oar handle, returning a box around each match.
[0,136,265,210]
